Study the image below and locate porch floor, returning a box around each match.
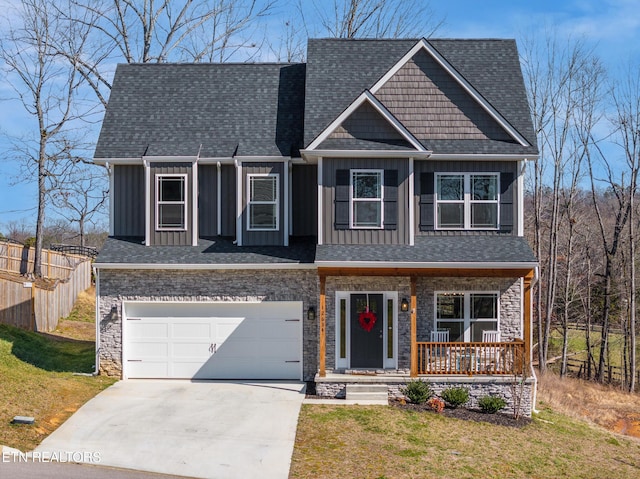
[315,372,532,385]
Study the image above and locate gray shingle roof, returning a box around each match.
[96,236,316,265]
[97,235,535,266]
[95,63,306,159]
[304,38,538,156]
[315,236,536,264]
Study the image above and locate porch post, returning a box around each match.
[523,270,534,368]
[410,276,417,377]
[319,274,326,377]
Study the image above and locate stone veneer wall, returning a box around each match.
[97,269,318,379]
[416,277,522,341]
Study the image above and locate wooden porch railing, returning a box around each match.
[416,340,525,376]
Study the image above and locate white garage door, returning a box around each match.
[122,302,302,380]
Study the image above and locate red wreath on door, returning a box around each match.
[358,306,377,332]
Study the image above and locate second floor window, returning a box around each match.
[351,170,383,228]
[156,174,187,230]
[436,173,498,229]
[248,174,279,231]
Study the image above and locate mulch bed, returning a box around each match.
[390,399,532,428]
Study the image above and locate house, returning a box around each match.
[93,38,539,415]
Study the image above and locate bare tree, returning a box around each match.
[61,0,275,108]
[0,0,91,277]
[304,0,444,39]
[49,166,108,246]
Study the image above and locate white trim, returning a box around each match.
[155,173,188,231]
[427,153,538,161]
[246,173,280,232]
[192,161,198,246]
[302,149,432,160]
[306,91,427,152]
[434,290,500,342]
[315,261,538,270]
[216,162,222,236]
[94,262,317,270]
[144,160,150,246]
[235,160,242,246]
[285,160,290,246]
[408,157,415,246]
[520,277,524,340]
[350,169,384,229]
[518,160,526,237]
[107,163,114,236]
[317,157,323,245]
[334,291,398,370]
[94,157,144,166]
[434,172,500,230]
[370,38,530,147]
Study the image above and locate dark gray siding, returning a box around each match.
[322,158,410,245]
[242,162,285,246]
[113,165,145,237]
[414,160,518,236]
[198,165,218,237]
[149,162,192,246]
[220,165,236,237]
[292,165,317,237]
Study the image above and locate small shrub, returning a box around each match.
[478,395,507,414]
[441,387,469,408]
[400,380,433,404]
[426,397,445,413]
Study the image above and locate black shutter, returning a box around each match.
[383,170,398,230]
[334,169,350,230]
[500,172,514,232]
[419,172,434,231]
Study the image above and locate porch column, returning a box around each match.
[319,274,326,377]
[524,270,534,367]
[410,276,417,377]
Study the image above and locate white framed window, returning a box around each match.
[435,291,499,342]
[435,173,499,229]
[156,174,187,231]
[247,174,279,231]
[351,169,383,228]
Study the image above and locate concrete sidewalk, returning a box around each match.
[35,380,306,479]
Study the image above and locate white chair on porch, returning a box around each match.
[480,330,501,372]
[429,330,450,372]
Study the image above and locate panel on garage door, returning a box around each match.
[123,302,302,380]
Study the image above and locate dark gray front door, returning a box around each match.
[350,293,384,368]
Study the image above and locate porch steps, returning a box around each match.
[345,384,389,403]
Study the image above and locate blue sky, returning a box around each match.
[0,0,639,233]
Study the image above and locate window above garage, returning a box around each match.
[247,173,279,231]
[156,174,187,230]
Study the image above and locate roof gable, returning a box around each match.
[307,90,425,151]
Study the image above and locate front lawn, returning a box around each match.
[290,404,640,479]
[0,323,114,452]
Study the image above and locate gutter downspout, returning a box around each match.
[530,265,540,414]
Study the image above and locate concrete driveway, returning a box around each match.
[35,380,306,479]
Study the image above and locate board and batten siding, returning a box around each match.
[149,162,192,246]
[414,160,518,236]
[292,165,318,236]
[322,158,410,245]
[113,165,145,237]
[242,162,285,246]
[220,165,236,237]
[198,165,218,237]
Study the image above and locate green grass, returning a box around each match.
[290,405,640,479]
[0,324,114,452]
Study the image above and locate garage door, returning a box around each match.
[122,302,302,380]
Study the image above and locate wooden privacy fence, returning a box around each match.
[0,241,92,332]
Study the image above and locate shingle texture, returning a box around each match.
[95,63,306,158]
[316,236,536,264]
[304,38,538,155]
[96,237,317,265]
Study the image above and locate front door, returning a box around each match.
[350,293,384,368]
